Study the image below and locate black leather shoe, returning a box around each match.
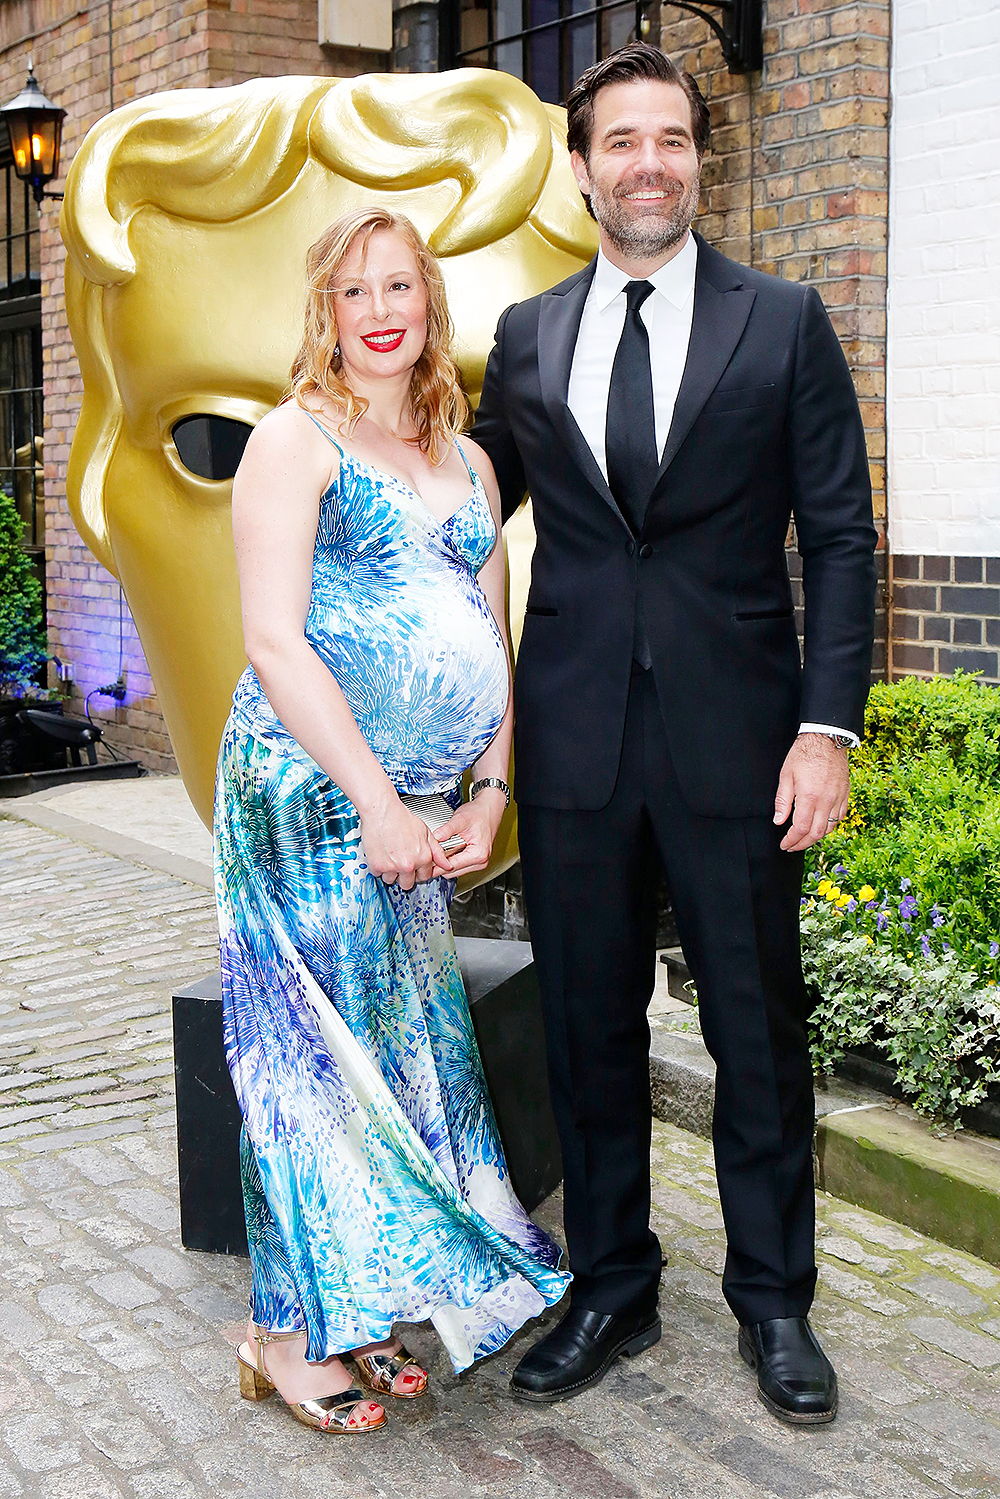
[511,1304,661,1403]
[738,1317,838,1425]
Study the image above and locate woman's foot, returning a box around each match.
[350,1336,428,1397]
[241,1319,384,1429]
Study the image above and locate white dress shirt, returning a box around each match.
[567,232,697,478]
[565,232,857,748]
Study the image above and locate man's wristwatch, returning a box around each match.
[813,732,854,750]
[469,776,511,807]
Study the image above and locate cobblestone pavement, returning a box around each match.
[3,816,1000,1498]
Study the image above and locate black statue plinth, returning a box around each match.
[172,935,562,1256]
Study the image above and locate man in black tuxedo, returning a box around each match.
[472,43,876,1425]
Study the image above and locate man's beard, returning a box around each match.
[587,171,701,259]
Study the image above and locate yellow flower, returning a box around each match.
[864,935,874,945]
[817,879,832,896]
[858,885,876,903]
[835,894,851,909]
[825,886,841,902]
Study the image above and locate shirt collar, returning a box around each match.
[591,231,698,313]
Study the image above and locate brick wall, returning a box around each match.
[8,0,382,770]
[658,0,891,678]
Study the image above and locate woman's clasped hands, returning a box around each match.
[360,788,506,889]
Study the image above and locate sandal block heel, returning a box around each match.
[238,1352,275,1401]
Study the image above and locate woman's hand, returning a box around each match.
[433,787,507,877]
[360,798,454,891]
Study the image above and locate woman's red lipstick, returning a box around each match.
[360,329,406,352]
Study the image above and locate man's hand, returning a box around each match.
[773,734,850,852]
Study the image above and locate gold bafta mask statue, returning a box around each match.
[61,70,597,885]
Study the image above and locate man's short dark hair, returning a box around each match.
[566,43,711,162]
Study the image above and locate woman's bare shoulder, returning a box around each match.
[457,435,496,484]
[240,401,341,470]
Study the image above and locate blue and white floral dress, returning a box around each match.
[213,417,569,1373]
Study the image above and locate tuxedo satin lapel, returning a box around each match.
[653,276,757,490]
[538,264,628,530]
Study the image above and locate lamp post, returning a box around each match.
[0,63,66,205]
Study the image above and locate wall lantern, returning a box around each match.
[668,0,762,73]
[1,63,66,204]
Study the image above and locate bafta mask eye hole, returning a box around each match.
[172,415,254,481]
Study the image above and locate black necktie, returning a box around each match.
[605,279,657,536]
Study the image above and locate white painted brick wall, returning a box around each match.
[887,0,1000,556]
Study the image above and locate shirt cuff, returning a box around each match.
[798,722,860,748]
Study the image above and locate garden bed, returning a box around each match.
[803,672,1000,1128]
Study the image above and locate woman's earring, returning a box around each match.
[334,343,341,359]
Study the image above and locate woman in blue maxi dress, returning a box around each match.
[214,208,569,1434]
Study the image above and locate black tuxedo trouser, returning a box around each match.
[518,663,817,1325]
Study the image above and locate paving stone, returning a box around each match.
[178,1285,247,1325]
[111,1188,179,1234]
[712,1434,829,1497]
[78,1322,161,1373]
[903,1273,989,1315]
[905,1396,1000,1470]
[46,1466,129,1499]
[908,1317,1000,1370]
[0,1176,25,1210]
[128,1471,207,1499]
[817,1233,898,1275]
[1,1411,81,1472]
[88,1270,161,1310]
[125,1246,201,1292]
[518,1427,641,1498]
[37,1283,106,1325]
[923,1252,1000,1291]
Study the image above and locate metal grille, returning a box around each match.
[0,325,44,554]
[447,0,661,105]
[0,159,39,303]
[0,150,44,568]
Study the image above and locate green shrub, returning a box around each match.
[802,674,1000,1124]
[0,484,45,696]
[807,674,1000,981]
[802,894,1000,1124]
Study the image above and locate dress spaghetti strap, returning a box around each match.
[454,438,478,486]
[302,409,345,456]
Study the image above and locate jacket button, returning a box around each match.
[625,540,635,556]
[639,543,653,559]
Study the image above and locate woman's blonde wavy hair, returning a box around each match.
[288,207,468,463]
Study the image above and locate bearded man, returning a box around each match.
[472,43,876,1425]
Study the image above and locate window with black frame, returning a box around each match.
[445,0,661,105]
[0,141,43,583]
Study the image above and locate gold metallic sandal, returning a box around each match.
[352,1344,428,1399]
[236,1330,386,1433]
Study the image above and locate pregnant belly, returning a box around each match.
[315,602,508,794]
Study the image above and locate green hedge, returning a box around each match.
[803,674,1000,1124]
[0,484,45,696]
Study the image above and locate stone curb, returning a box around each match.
[0,796,214,889]
[649,1001,1000,1271]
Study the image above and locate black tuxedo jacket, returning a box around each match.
[472,234,877,819]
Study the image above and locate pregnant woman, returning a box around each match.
[214,207,569,1435]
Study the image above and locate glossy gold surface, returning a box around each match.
[61,71,597,888]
